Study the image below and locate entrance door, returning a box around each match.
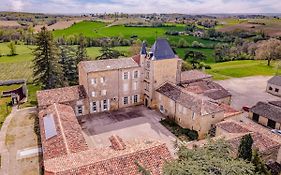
[252,113,260,122]
[267,119,276,129]
[144,98,148,107]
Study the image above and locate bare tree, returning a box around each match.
[255,38,281,66]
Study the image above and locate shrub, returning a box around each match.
[191,41,205,48]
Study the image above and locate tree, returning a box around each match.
[7,41,17,56]
[135,161,151,175]
[129,39,142,55]
[59,45,77,86]
[76,34,88,64]
[33,26,64,89]
[238,134,254,161]
[163,139,255,175]
[177,38,188,48]
[184,50,206,68]
[251,149,271,175]
[255,38,281,66]
[96,46,124,60]
[181,61,193,71]
[191,41,205,48]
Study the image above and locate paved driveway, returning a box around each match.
[216,76,280,110]
[80,106,177,155]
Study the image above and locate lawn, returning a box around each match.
[53,21,219,46]
[206,60,279,80]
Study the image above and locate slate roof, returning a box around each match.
[268,76,281,86]
[156,82,224,116]
[150,38,175,60]
[140,41,147,55]
[269,101,281,108]
[79,57,139,73]
[250,101,281,123]
[181,70,212,84]
[37,85,87,107]
[39,103,89,160]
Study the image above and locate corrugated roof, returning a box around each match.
[79,57,139,73]
[268,76,281,86]
[150,38,175,60]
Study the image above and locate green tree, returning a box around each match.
[238,134,254,161]
[135,161,151,175]
[181,61,193,71]
[96,46,124,60]
[251,149,271,175]
[76,34,88,64]
[184,50,206,68]
[33,26,64,89]
[163,139,255,175]
[59,45,77,86]
[177,38,188,48]
[7,41,17,56]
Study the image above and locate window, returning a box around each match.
[134,70,138,79]
[133,95,138,103]
[146,61,150,68]
[123,97,129,105]
[103,99,108,110]
[133,82,137,90]
[267,119,276,129]
[101,90,107,96]
[92,102,97,112]
[77,105,83,115]
[269,86,273,91]
[253,113,260,122]
[160,105,164,113]
[91,78,96,85]
[275,88,279,93]
[123,72,129,80]
[92,91,96,97]
[192,112,195,120]
[100,77,105,83]
[145,82,150,91]
[145,72,149,79]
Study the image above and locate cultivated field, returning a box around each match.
[34,19,83,32]
[217,18,281,36]
[0,20,21,27]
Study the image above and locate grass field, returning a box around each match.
[206,60,279,80]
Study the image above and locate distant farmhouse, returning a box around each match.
[37,39,238,174]
[267,76,281,97]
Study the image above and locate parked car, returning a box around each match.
[242,106,250,112]
[271,129,281,135]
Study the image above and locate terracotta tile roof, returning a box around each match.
[156,82,224,116]
[250,101,281,123]
[228,132,280,153]
[268,76,281,86]
[182,80,231,100]
[79,57,139,73]
[132,54,141,65]
[37,85,87,107]
[39,103,88,160]
[218,104,242,118]
[44,140,172,175]
[109,135,126,150]
[181,70,212,84]
[216,121,251,133]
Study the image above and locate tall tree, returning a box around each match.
[184,50,206,68]
[96,46,124,60]
[255,38,281,66]
[163,139,255,175]
[76,34,88,64]
[59,45,77,86]
[7,41,17,56]
[33,26,64,89]
[251,149,271,175]
[238,134,254,161]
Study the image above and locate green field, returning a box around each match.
[206,60,278,80]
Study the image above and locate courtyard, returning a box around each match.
[216,76,280,110]
[79,105,177,155]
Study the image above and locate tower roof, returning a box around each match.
[140,41,147,55]
[150,38,175,60]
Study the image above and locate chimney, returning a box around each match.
[109,135,126,150]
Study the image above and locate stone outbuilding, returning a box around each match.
[267,76,281,97]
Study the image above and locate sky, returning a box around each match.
[1,0,281,14]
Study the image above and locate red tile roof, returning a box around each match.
[39,103,88,160]
[37,85,87,107]
[216,121,251,133]
[181,70,212,84]
[44,140,172,175]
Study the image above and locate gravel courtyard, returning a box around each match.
[216,76,280,110]
[79,106,177,155]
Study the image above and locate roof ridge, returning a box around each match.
[54,103,70,154]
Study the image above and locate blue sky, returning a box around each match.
[1,0,281,14]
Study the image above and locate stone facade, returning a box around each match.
[267,76,281,97]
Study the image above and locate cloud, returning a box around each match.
[0,0,280,14]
